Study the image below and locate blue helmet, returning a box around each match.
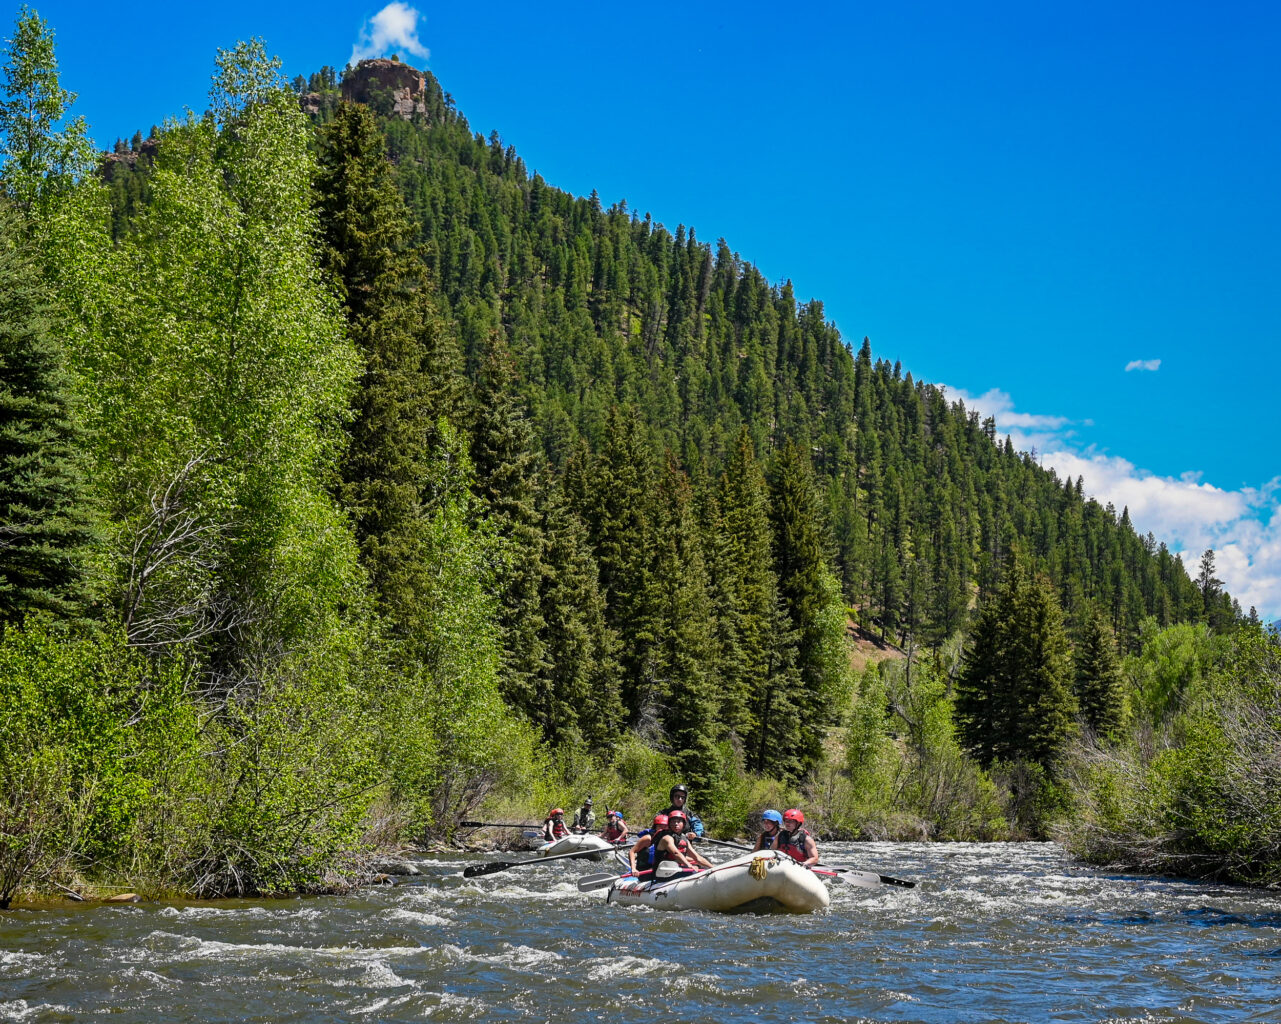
[762,809,783,825]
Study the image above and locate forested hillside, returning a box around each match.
[3,20,1273,907]
[357,65,1220,644]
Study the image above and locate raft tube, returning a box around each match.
[537,833,614,861]
[605,850,830,914]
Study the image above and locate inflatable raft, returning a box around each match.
[537,833,614,861]
[605,850,830,914]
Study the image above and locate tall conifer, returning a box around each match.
[0,208,96,624]
[956,562,1077,769]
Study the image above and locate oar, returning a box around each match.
[458,820,542,829]
[463,847,612,878]
[699,836,917,888]
[576,869,648,892]
[824,865,916,888]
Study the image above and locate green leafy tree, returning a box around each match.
[0,7,94,219]
[75,40,362,671]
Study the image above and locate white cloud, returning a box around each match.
[944,385,1281,622]
[1125,358,1161,372]
[350,3,431,65]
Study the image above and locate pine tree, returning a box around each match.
[535,483,623,749]
[1073,604,1124,738]
[648,456,719,783]
[315,99,466,621]
[0,207,97,624]
[574,406,659,721]
[956,561,1078,769]
[470,331,548,715]
[769,438,848,776]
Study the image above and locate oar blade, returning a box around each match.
[577,872,622,892]
[821,864,917,889]
[462,860,515,878]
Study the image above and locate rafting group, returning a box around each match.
[463,783,912,914]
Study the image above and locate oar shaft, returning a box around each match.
[463,846,612,878]
[458,820,542,829]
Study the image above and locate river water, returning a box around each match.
[2,841,1279,1023]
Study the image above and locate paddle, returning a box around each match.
[697,835,916,888]
[463,846,613,878]
[458,820,542,829]
[577,869,654,892]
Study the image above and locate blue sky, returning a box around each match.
[30,0,1281,619]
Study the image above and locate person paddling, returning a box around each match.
[661,784,705,838]
[650,810,713,880]
[753,809,784,851]
[628,813,667,877]
[775,808,819,867]
[601,809,628,843]
[571,797,596,833]
[542,807,569,842]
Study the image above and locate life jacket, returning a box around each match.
[545,819,568,840]
[631,830,655,869]
[757,828,780,850]
[776,826,813,863]
[602,822,626,842]
[650,829,692,877]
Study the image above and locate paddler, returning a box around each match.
[541,807,569,842]
[753,809,784,851]
[661,784,704,838]
[627,813,668,877]
[601,809,628,843]
[775,808,819,867]
[571,797,596,833]
[650,810,713,879]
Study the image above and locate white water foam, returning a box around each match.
[0,1001,70,1022]
[136,930,429,964]
[387,908,453,927]
[583,954,679,980]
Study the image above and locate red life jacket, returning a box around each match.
[545,819,568,840]
[651,831,692,876]
[777,827,813,863]
[602,822,626,842]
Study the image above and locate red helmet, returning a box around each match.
[550,808,564,817]
[783,808,804,825]
[667,810,688,827]
[652,813,669,829]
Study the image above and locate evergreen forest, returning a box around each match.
[2,13,1278,906]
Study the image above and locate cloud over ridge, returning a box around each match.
[351,3,430,66]
[945,384,1281,621]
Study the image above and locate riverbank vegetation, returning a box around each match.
[1,10,1277,907]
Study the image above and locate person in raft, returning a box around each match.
[571,797,596,833]
[775,808,819,867]
[541,807,569,843]
[650,810,713,879]
[753,809,785,851]
[628,813,667,877]
[601,809,628,843]
[661,784,705,837]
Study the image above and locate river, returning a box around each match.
[2,841,1278,1023]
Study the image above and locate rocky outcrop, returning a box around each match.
[341,58,428,121]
